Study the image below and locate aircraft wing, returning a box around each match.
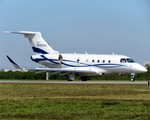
[6,55,99,75]
[27,67,97,75]
[7,56,22,69]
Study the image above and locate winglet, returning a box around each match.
[6,55,22,69]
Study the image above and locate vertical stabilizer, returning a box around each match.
[4,31,59,54]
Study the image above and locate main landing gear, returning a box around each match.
[81,76,89,81]
[67,74,89,81]
[67,74,75,81]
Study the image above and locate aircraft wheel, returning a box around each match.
[81,77,88,81]
[131,78,135,82]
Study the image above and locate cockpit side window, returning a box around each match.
[120,58,126,63]
[126,58,135,63]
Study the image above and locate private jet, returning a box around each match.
[5,31,147,81]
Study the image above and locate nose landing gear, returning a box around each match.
[130,77,135,82]
[130,73,135,82]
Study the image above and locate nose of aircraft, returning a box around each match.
[131,63,147,73]
[139,65,147,73]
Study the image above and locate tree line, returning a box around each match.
[0,65,150,80]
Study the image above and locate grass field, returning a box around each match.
[0,83,150,119]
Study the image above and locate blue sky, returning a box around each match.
[0,0,150,69]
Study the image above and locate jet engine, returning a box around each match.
[31,54,63,64]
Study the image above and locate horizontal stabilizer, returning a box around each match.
[4,31,59,54]
[6,55,22,69]
[4,31,36,35]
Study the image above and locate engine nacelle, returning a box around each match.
[58,54,63,63]
[31,54,63,64]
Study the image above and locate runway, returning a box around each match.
[0,80,148,84]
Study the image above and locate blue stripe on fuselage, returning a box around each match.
[31,55,127,68]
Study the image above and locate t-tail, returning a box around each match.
[4,31,59,54]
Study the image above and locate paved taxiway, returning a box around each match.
[0,80,148,84]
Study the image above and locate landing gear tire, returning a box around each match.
[131,78,135,82]
[81,77,88,81]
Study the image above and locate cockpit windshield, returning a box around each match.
[126,58,135,63]
[120,58,135,63]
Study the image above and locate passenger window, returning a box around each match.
[92,60,94,63]
[97,60,100,63]
[103,60,105,63]
[77,59,80,63]
[120,58,126,63]
[108,60,111,63]
[86,59,88,63]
